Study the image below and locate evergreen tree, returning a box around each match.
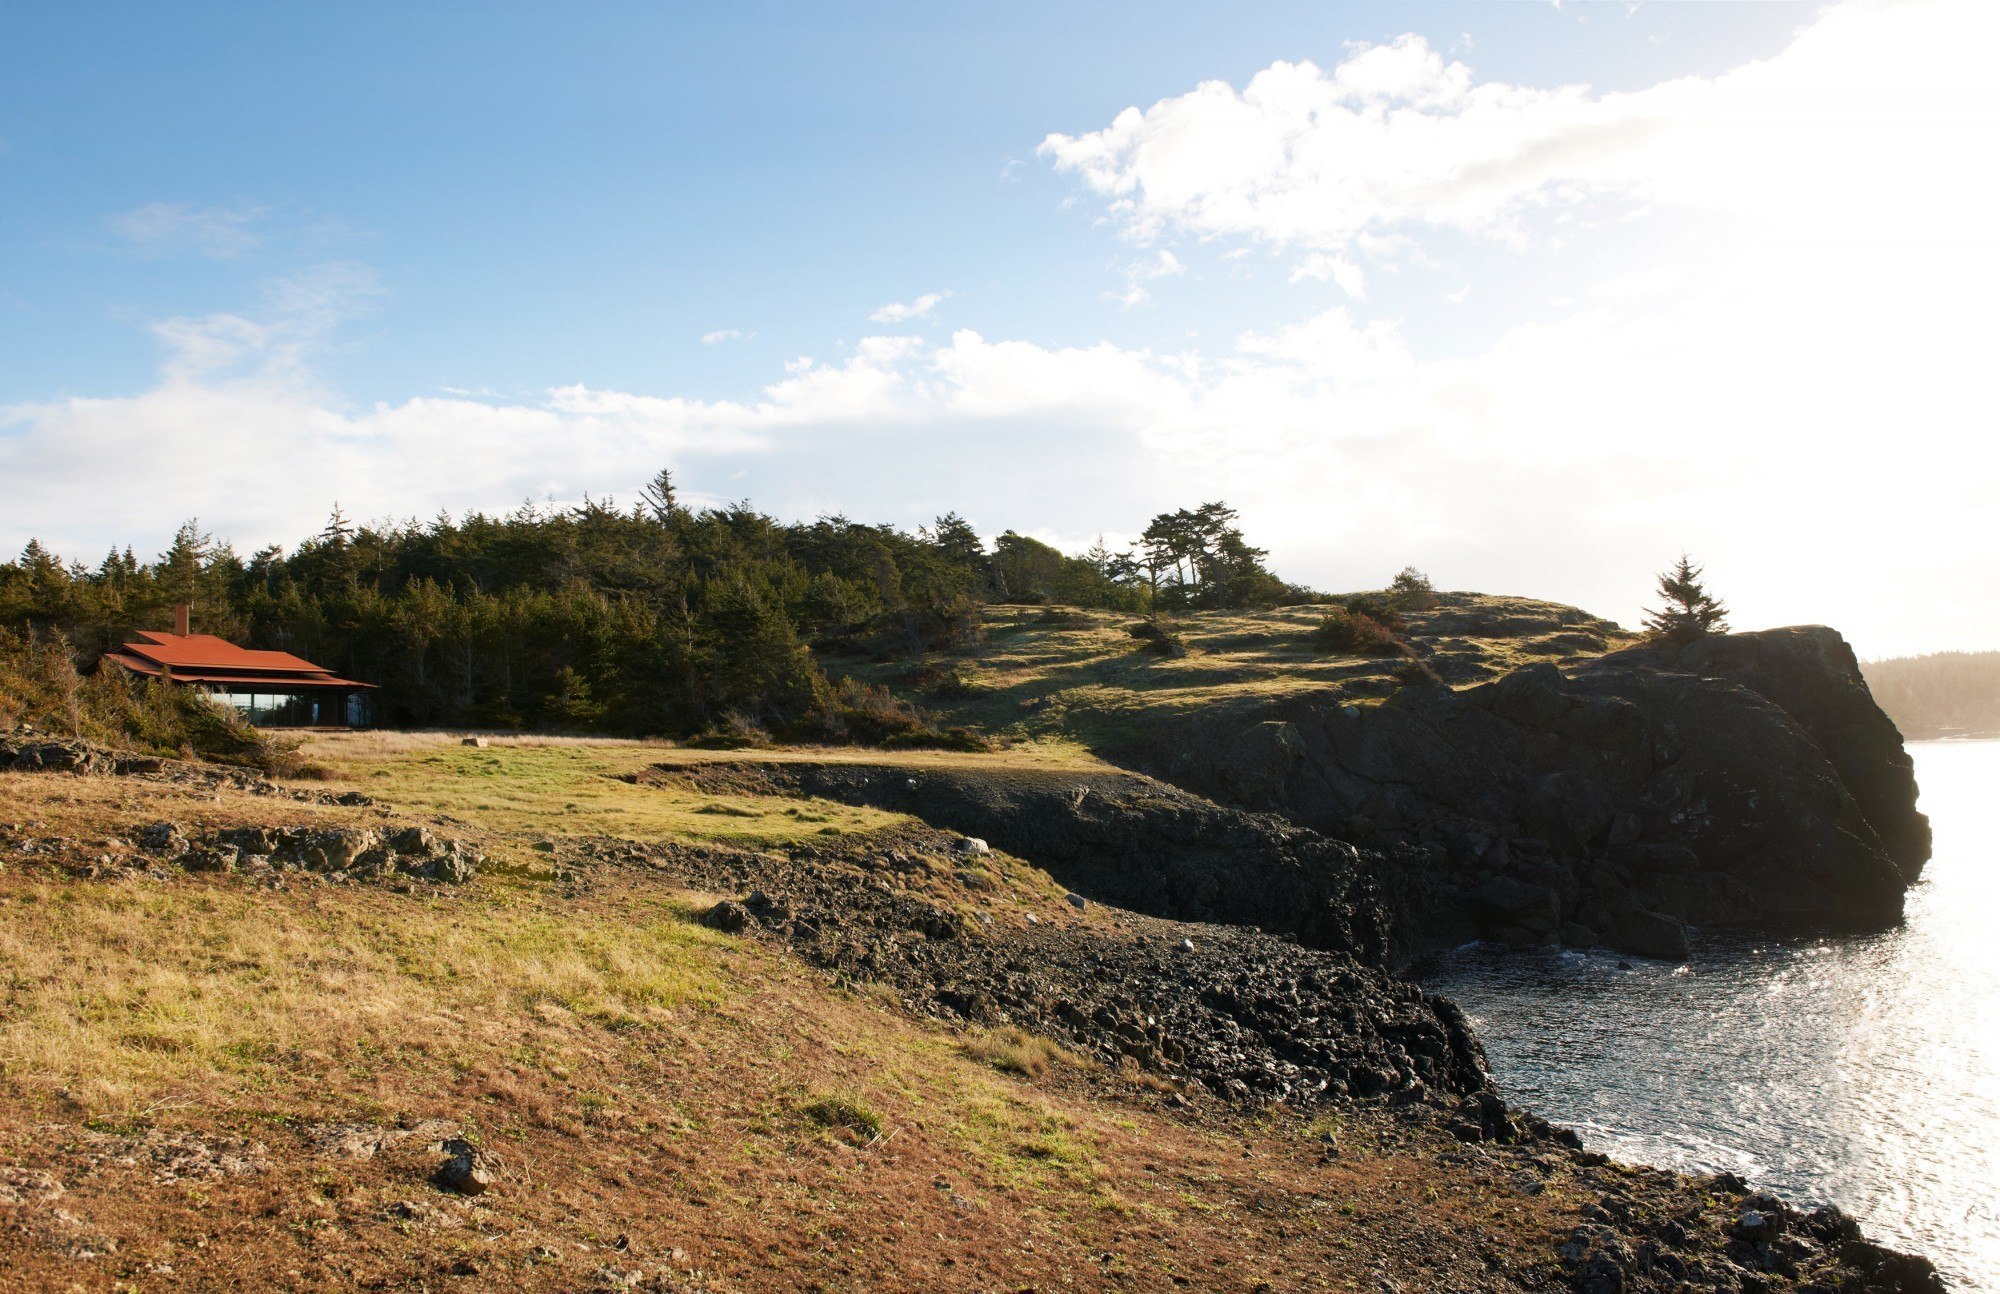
[639,469,679,524]
[1643,555,1730,645]
[0,484,1295,736]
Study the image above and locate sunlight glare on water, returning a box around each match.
[1421,740,2000,1291]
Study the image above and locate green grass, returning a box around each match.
[823,593,1635,755]
[798,1093,884,1140]
[301,735,910,848]
[0,876,725,1109]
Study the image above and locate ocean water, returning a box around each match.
[1420,740,2000,1291]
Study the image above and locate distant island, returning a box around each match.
[1862,651,2000,740]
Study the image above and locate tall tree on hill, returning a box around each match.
[639,468,679,524]
[1643,555,1730,645]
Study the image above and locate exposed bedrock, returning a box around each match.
[1141,626,1930,953]
[653,629,1928,962]
[642,759,1420,967]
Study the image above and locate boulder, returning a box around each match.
[703,900,750,933]
[435,1138,498,1195]
[136,821,188,856]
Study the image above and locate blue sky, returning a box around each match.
[3,1,1994,656]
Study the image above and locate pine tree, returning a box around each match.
[639,469,679,525]
[1643,555,1730,645]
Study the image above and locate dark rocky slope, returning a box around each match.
[1133,625,1929,958]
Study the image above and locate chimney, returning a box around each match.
[173,604,190,637]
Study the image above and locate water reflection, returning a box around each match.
[1420,740,2000,1291]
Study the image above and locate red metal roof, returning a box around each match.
[104,633,375,690]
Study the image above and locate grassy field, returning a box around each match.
[0,726,1614,1291]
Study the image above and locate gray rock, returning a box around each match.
[703,900,751,933]
[136,821,187,856]
[435,1138,497,1195]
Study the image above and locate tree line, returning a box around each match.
[0,474,1306,739]
[1861,651,2000,739]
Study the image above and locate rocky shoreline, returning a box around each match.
[569,822,1944,1293]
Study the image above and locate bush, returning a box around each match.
[808,678,991,751]
[1310,608,1407,657]
[0,629,294,771]
[1388,566,1441,612]
[905,664,984,699]
[1125,617,1186,658]
[799,1093,882,1141]
[1341,593,1406,632]
[685,710,772,749]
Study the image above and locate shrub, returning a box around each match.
[808,678,991,751]
[799,1093,882,1141]
[1388,566,1441,612]
[1341,593,1406,632]
[1389,658,1442,688]
[685,710,773,750]
[1125,617,1186,658]
[1311,608,1407,657]
[0,629,292,771]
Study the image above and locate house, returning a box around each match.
[102,605,378,728]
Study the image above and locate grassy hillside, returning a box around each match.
[0,734,1572,1291]
[0,727,1934,1290]
[826,592,1634,756]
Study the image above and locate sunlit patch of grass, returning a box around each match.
[797,1093,883,1141]
[959,1026,1092,1080]
[0,878,722,1110]
[950,1092,1104,1193]
[295,737,906,847]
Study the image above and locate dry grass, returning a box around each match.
[0,875,723,1113]
[0,737,1600,1290]
[959,1026,1093,1080]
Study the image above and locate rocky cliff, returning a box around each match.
[1146,625,1930,958]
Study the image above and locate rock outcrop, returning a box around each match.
[644,760,1408,965]
[1145,626,1930,955]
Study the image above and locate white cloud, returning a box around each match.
[1041,7,1999,292]
[110,201,268,258]
[1289,252,1366,298]
[145,261,385,389]
[1108,250,1186,307]
[869,291,949,323]
[701,328,750,344]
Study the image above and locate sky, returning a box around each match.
[2,0,1994,659]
